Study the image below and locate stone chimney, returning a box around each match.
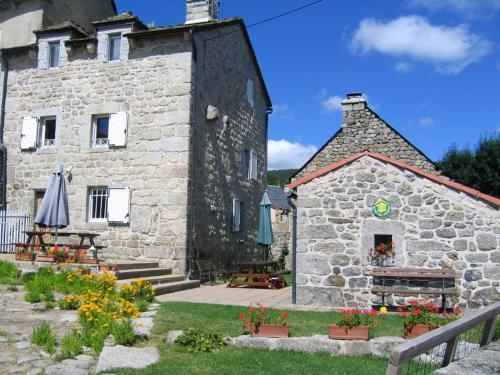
[341,92,367,112]
[185,0,219,24]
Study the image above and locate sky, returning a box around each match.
[116,0,500,170]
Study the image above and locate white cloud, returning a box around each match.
[350,16,492,74]
[272,104,295,120]
[394,61,413,73]
[409,0,500,19]
[419,117,434,127]
[321,95,343,112]
[268,139,318,170]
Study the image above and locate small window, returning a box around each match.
[374,234,392,249]
[48,41,60,68]
[88,187,108,222]
[40,117,56,148]
[92,115,110,147]
[250,150,258,180]
[246,78,254,106]
[108,34,122,61]
[232,198,244,233]
[243,149,250,179]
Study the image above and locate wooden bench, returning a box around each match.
[371,267,457,310]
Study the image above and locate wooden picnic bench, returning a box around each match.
[228,261,290,289]
[370,267,457,310]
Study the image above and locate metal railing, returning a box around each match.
[386,301,500,375]
[0,210,31,253]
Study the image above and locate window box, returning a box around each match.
[328,325,370,341]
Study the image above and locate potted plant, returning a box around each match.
[47,246,71,263]
[368,241,396,267]
[99,260,117,272]
[239,304,289,338]
[329,309,378,340]
[14,245,36,261]
[78,249,98,264]
[75,265,91,276]
[399,300,461,339]
[36,246,57,262]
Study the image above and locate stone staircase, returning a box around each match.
[114,262,199,296]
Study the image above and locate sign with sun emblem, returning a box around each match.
[372,199,392,218]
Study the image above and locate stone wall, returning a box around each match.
[190,25,269,269]
[3,34,193,273]
[270,207,291,265]
[295,156,499,309]
[293,98,437,180]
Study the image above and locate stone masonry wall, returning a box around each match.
[190,25,268,269]
[293,105,438,180]
[4,34,193,273]
[295,156,499,309]
[270,207,291,266]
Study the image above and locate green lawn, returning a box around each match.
[149,302,404,345]
[114,346,389,375]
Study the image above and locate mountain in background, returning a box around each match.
[267,169,297,188]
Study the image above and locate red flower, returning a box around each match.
[396,307,404,313]
[257,313,263,320]
[280,313,288,320]
[402,312,409,317]
[370,309,377,316]
[411,309,423,316]
[247,307,254,312]
[239,313,246,321]
[409,300,419,307]
[454,307,462,315]
[261,306,267,312]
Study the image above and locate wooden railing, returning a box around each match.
[386,301,500,375]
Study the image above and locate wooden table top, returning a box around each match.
[24,231,100,237]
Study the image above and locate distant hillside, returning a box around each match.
[267,169,297,188]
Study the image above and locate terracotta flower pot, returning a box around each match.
[36,255,56,262]
[252,324,289,338]
[80,258,98,265]
[15,253,36,261]
[404,324,435,339]
[328,325,370,341]
[75,268,91,276]
[99,264,116,272]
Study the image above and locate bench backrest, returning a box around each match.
[196,259,216,272]
[372,267,456,279]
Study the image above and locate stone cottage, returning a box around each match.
[1,0,272,277]
[267,185,291,263]
[288,94,499,309]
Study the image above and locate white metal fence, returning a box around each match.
[0,210,31,253]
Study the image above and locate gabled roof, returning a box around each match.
[125,17,272,107]
[93,12,147,30]
[288,151,500,209]
[34,21,89,38]
[267,185,291,210]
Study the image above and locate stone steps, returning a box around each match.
[114,262,159,271]
[115,267,172,280]
[153,280,200,295]
[116,274,185,286]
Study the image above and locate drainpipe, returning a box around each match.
[287,190,297,304]
[0,52,8,210]
[186,28,198,280]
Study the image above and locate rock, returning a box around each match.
[355,171,375,183]
[453,239,468,251]
[348,277,367,288]
[490,251,500,263]
[139,310,157,318]
[206,105,219,121]
[342,267,361,277]
[330,254,350,267]
[471,288,500,305]
[296,254,331,275]
[418,219,442,230]
[296,286,345,306]
[477,234,497,251]
[16,354,40,365]
[465,253,488,263]
[407,241,450,252]
[436,228,456,238]
[408,195,423,207]
[95,345,160,373]
[0,336,8,343]
[44,363,87,375]
[464,269,483,282]
[74,354,95,369]
[370,336,406,357]
[397,182,413,196]
[484,266,500,280]
[325,275,346,287]
[59,312,78,323]
[133,317,154,337]
[342,340,371,356]
[15,341,30,350]
[166,330,184,344]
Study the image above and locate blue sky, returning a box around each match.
[116,0,500,170]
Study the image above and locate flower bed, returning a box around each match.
[239,304,289,337]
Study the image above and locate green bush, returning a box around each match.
[0,261,21,285]
[44,301,55,310]
[278,244,289,270]
[58,295,80,310]
[175,327,226,353]
[493,320,500,341]
[81,326,107,355]
[31,322,56,354]
[112,319,136,346]
[25,290,42,303]
[136,299,149,312]
[58,331,83,360]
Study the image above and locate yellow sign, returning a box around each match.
[372,199,392,217]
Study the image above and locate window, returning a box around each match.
[92,115,110,147]
[88,187,108,222]
[48,41,60,68]
[40,116,56,147]
[243,149,250,179]
[108,34,122,61]
[250,150,257,180]
[374,234,392,249]
[246,78,254,106]
[232,198,244,233]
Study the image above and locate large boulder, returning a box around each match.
[95,345,160,373]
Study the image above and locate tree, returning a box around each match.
[437,135,500,198]
[267,169,297,188]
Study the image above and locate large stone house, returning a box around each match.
[0,0,272,277]
[288,93,499,309]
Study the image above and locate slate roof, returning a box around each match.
[34,21,89,37]
[288,151,500,209]
[93,12,147,30]
[267,185,292,211]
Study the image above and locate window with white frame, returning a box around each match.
[232,198,244,233]
[250,150,257,180]
[91,112,128,148]
[88,187,108,222]
[108,34,122,61]
[40,116,56,148]
[47,41,60,68]
[242,149,250,179]
[246,78,254,106]
[92,115,110,147]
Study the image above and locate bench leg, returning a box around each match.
[441,294,446,312]
[382,293,386,307]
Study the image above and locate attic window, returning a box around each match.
[108,34,122,61]
[48,41,60,68]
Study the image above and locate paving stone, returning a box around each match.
[95,345,160,373]
[166,330,184,344]
[14,341,30,350]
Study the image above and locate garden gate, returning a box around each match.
[0,210,31,253]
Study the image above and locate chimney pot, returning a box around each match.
[185,0,219,24]
[341,92,367,112]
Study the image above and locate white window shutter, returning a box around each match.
[247,79,254,107]
[250,151,258,180]
[21,117,38,150]
[233,199,240,232]
[108,187,131,223]
[108,112,128,147]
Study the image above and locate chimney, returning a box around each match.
[185,0,219,24]
[341,92,367,112]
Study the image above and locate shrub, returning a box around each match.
[58,331,83,360]
[335,309,379,329]
[31,322,56,354]
[25,290,42,303]
[398,300,462,327]
[119,279,155,302]
[58,295,80,310]
[278,244,289,270]
[0,261,21,285]
[136,299,149,312]
[81,326,107,355]
[112,319,135,346]
[175,327,226,353]
[44,301,55,310]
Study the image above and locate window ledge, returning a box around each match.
[36,148,57,154]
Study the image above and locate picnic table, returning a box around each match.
[228,260,289,289]
[23,230,100,248]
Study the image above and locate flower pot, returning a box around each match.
[15,253,36,261]
[36,255,56,262]
[328,325,370,341]
[99,264,116,272]
[75,268,91,276]
[80,258,98,265]
[252,324,289,338]
[404,324,435,339]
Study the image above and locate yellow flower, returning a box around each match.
[379,306,388,315]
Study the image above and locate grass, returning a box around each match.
[149,302,404,344]
[114,346,388,375]
[31,322,56,354]
[58,331,83,360]
[0,260,22,285]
